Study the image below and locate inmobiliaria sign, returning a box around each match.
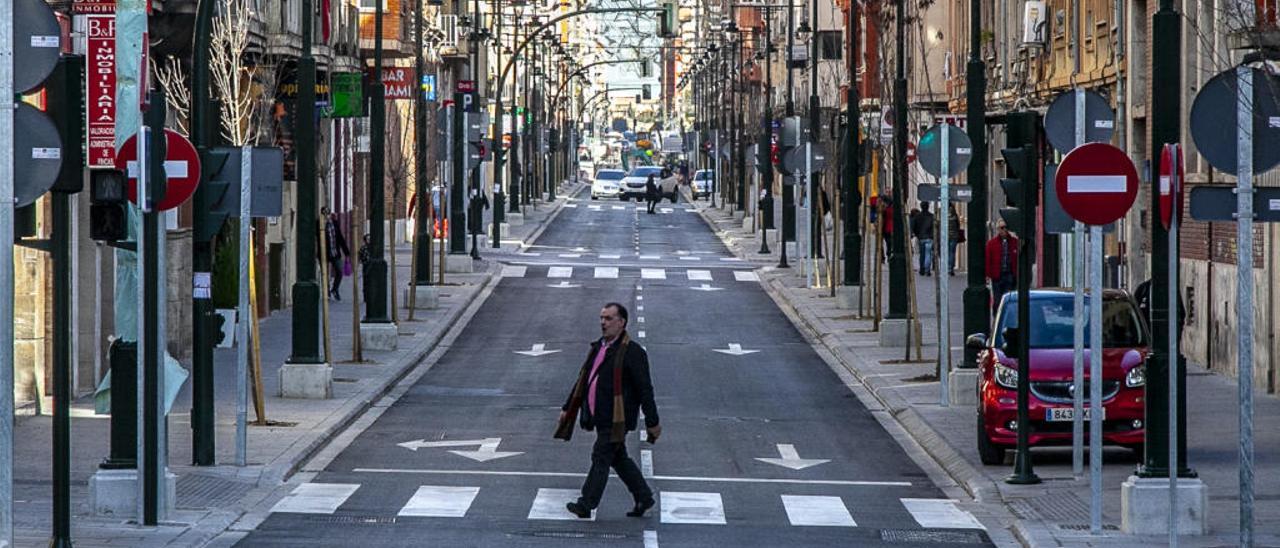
[86,12,116,168]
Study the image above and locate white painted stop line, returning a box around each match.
[1067,175,1127,193]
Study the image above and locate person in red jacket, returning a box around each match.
[985,220,1018,312]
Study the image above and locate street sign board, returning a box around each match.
[1054,142,1139,226]
[1159,143,1184,230]
[457,79,476,93]
[15,0,62,94]
[1189,186,1280,223]
[917,123,972,178]
[86,14,117,168]
[120,129,202,211]
[14,103,64,207]
[1190,67,1280,176]
[916,184,973,203]
[780,144,828,176]
[1044,89,1115,154]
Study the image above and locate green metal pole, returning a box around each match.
[842,0,862,286]
[51,190,72,548]
[886,0,908,319]
[962,0,990,368]
[493,0,505,248]
[778,0,794,269]
[290,0,323,363]
[1138,0,1192,480]
[413,0,432,283]
[366,0,390,321]
[189,0,217,465]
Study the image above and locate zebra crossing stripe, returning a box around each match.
[900,499,985,530]
[270,483,360,514]
[558,253,582,258]
[529,488,593,521]
[600,254,622,259]
[678,256,701,261]
[781,495,857,527]
[501,266,527,278]
[594,267,618,279]
[641,269,666,280]
[686,270,712,281]
[398,486,480,518]
[733,271,760,282]
[660,491,726,525]
[548,267,573,278]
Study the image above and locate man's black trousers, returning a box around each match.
[578,427,652,509]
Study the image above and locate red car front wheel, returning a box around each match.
[977,412,1006,465]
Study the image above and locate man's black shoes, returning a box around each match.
[566,501,592,519]
[627,497,655,517]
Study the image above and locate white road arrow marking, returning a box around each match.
[397,437,524,462]
[514,344,562,357]
[690,284,725,292]
[547,281,581,289]
[755,444,830,471]
[712,343,760,356]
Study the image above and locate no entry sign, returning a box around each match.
[118,129,202,211]
[1054,142,1139,226]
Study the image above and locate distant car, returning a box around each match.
[969,289,1149,465]
[619,166,664,201]
[658,174,679,203]
[590,169,625,200]
[691,170,714,200]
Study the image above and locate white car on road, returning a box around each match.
[591,169,626,200]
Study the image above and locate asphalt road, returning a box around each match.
[236,194,995,547]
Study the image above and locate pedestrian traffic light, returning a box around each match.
[658,2,676,38]
[998,143,1038,253]
[642,84,651,100]
[209,310,227,347]
[90,169,128,242]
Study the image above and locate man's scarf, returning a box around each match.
[568,331,630,443]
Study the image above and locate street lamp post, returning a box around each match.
[759,10,775,256]
[413,0,432,283]
[777,0,795,269]
[492,0,505,249]
[365,0,392,323]
[886,0,908,320]
[842,0,863,287]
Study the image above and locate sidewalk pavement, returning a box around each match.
[9,182,582,548]
[695,201,1280,547]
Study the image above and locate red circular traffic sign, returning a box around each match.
[1159,143,1184,230]
[1054,142,1139,226]
[117,129,202,211]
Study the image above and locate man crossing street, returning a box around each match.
[557,303,661,519]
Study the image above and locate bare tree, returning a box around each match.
[153,56,192,136]
[210,0,261,146]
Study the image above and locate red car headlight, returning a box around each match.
[1125,364,1146,388]
[994,363,1018,390]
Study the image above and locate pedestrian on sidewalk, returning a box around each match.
[947,204,963,276]
[985,220,1018,312]
[645,174,659,214]
[556,302,661,519]
[911,203,935,276]
[322,207,351,301]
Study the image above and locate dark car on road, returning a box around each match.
[968,289,1149,465]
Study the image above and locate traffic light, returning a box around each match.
[90,169,128,241]
[47,56,85,194]
[998,144,1037,242]
[658,2,676,38]
[196,148,234,244]
[209,310,227,347]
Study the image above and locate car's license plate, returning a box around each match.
[1045,407,1104,422]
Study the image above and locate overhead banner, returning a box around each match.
[86,14,116,168]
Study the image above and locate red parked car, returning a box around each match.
[968,289,1149,465]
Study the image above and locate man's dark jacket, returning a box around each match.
[563,337,660,432]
